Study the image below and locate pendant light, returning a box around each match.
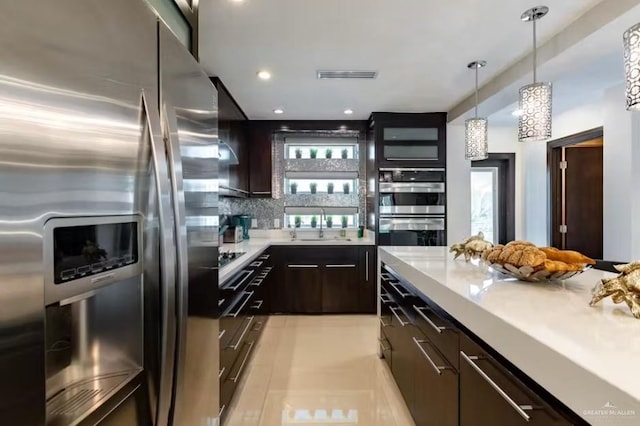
[624,23,640,110]
[465,60,488,161]
[518,6,552,142]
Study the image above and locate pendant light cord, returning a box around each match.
[532,18,537,83]
[474,66,479,118]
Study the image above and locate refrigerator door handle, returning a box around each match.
[142,92,177,426]
[161,99,190,425]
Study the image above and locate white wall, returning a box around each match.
[446,124,471,244]
[602,84,640,260]
[487,126,524,240]
[552,103,604,139]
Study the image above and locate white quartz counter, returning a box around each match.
[219,235,374,283]
[380,246,639,425]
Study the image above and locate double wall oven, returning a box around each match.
[378,168,446,246]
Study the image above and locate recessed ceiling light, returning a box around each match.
[344,109,354,115]
[231,0,245,3]
[512,109,523,116]
[273,108,284,114]
[257,70,271,80]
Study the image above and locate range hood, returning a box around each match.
[218,140,239,165]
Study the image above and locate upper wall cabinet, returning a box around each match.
[370,112,447,168]
[212,78,249,197]
[246,122,274,197]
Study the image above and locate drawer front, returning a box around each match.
[221,315,255,375]
[379,329,392,370]
[460,336,573,426]
[221,339,256,408]
[412,302,459,369]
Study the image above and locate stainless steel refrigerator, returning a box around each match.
[0,1,220,425]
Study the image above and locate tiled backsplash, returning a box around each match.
[220,131,367,229]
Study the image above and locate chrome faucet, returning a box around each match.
[319,208,325,239]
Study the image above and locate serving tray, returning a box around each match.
[486,262,591,282]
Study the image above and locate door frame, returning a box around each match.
[471,153,516,244]
[547,127,603,248]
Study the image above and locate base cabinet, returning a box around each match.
[380,263,581,426]
[285,264,323,313]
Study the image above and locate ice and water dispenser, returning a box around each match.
[44,216,144,426]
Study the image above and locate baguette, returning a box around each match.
[540,247,595,265]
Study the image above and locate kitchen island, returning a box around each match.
[379,246,639,426]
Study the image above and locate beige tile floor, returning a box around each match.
[224,315,415,426]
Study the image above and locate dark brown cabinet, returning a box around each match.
[271,246,373,314]
[380,263,582,426]
[413,333,458,426]
[246,122,273,197]
[322,263,359,313]
[358,246,376,313]
[459,335,573,426]
[285,263,323,313]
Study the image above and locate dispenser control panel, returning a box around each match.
[44,215,142,305]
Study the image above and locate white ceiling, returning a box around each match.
[199,0,604,120]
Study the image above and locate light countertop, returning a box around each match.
[379,246,639,425]
[219,231,375,283]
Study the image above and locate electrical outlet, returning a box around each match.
[274,219,280,228]
[251,218,258,229]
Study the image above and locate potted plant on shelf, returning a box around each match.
[295,148,302,159]
[325,148,332,159]
[294,216,302,228]
[341,215,348,229]
[310,182,317,194]
[311,215,317,228]
[310,148,318,159]
[341,148,348,159]
[343,182,350,194]
[327,182,334,194]
[326,216,333,228]
[290,182,298,194]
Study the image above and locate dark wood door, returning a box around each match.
[284,264,322,313]
[564,146,603,259]
[387,307,416,413]
[358,247,376,313]
[321,264,359,313]
[246,122,273,197]
[413,337,458,426]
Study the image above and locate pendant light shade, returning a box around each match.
[518,82,552,141]
[465,60,488,161]
[465,117,488,161]
[624,22,640,110]
[518,6,552,142]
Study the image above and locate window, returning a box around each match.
[470,168,499,244]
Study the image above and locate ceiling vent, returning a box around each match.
[316,70,378,80]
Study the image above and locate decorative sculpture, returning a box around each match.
[449,232,493,262]
[590,261,640,319]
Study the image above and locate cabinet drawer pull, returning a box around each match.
[250,261,264,268]
[219,404,226,417]
[390,306,411,327]
[252,191,272,195]
[218,366,225,379]
[460,351,533,422]
[258,254,271,260]
[253,321,264,332]
[218,329,226,340]
[380,294,393,304]
[365,251,369,282]
[413,338,449,375]
[251,300,264,310]
[226,270,253,291]
[380,272,395,281]
[230,341,255,383]
[379,317,392,327]
[413,305,447,334]
[389,282,411,298]
[250,279,264,287]
[228,316,254,351]
[326,264,356,268]
[226,291,254,318]
[288,264,318,268]
[378,338,391,352]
